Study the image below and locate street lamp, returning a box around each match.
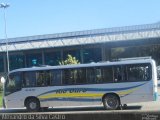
[0,3,10,73]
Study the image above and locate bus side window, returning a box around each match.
[113,66,122,82]
[36,71,45,86]
[95,68,103,83]
[23,71,36,87]
[103,66,113,83]
[76,68,86,84]
[63,69,71,85]
[127,64,151,82]
[86,67,95,84]
[45,71,52,86]
[52,70,62,86]
[36,71,52,86]
[8,72,22,90]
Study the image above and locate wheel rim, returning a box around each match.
[105,95,119,109]
[29,102,37,110]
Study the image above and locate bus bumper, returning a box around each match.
[154,92,158,101]
[2,98,6,108]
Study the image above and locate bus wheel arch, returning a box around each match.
[102,93,121,110]
[24,96,41,112]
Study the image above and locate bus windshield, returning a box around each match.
[5,72,22,96]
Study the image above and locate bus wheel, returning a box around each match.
[123,104,127,109]
[103,94,120,110]
[26,98,40,112]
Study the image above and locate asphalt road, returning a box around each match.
[0,101,159,113]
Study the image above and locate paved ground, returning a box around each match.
[127,101,160,111]
[0,101,160,113]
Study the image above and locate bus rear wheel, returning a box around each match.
[103,94,120,110]
[26,98,40,112]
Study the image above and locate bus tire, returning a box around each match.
[102,94,120,110]
[123,104,127,109]
[26,98,40,112]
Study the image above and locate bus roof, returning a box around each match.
[9,58,155,74]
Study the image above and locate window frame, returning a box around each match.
[20,63,152,88]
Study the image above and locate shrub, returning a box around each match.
[59,54,80,65]
[0,83,2,92]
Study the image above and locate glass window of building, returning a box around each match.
[111,44,160,66]
[63,49,81,63]
[9,54,25,70]
[26,53,42,67]
[0,56,4,72]
[44,51,61,66]
[83,48,102,63]
[111,47,142,60]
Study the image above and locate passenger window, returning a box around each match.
[8,72,21,90]
[23,71,36,87]
[127,64,151,81]
[62,69,78,85]
[95,68,103,83]
[36,71,52,86]
[76,69,86,84]
[63,69,71,85]
[45,71,52,85]
[52,70,62,85]
[36,71,46,86]
[86,68,95,84]
[113,66,123,82]
[103,66,113,83]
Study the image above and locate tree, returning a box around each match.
[59,54,80,65]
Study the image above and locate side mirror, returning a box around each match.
[1,77,6,84]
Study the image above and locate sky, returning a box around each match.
[0,0,160,39]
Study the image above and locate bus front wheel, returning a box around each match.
[26,98,40,112]
[103,94,120,110]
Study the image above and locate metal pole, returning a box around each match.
[0,3,9,109]
[0,3,10,72]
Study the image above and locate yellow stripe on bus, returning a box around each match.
[38,93,103,99]
[38,87,139,100]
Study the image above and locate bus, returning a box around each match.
[1,57,158,112]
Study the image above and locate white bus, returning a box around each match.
[1,57,158,112]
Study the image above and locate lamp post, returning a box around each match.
[0,3,10,73]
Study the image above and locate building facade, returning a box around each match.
[0,23,160,76]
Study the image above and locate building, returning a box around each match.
[0,23,160,76]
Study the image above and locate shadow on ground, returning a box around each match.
[0,105,142,113]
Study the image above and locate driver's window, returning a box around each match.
[8,72,21,91]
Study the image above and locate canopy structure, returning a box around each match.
[0,23,160,52]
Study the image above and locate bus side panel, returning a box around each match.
[4,81,154,108]
[39,81,153,108]
[43,85,101,107]
[120,81,154,104]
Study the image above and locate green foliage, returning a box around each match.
[59,54,80,65]
[0,92,2,107]
[0,81,3,107]
[0,83,2,92]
